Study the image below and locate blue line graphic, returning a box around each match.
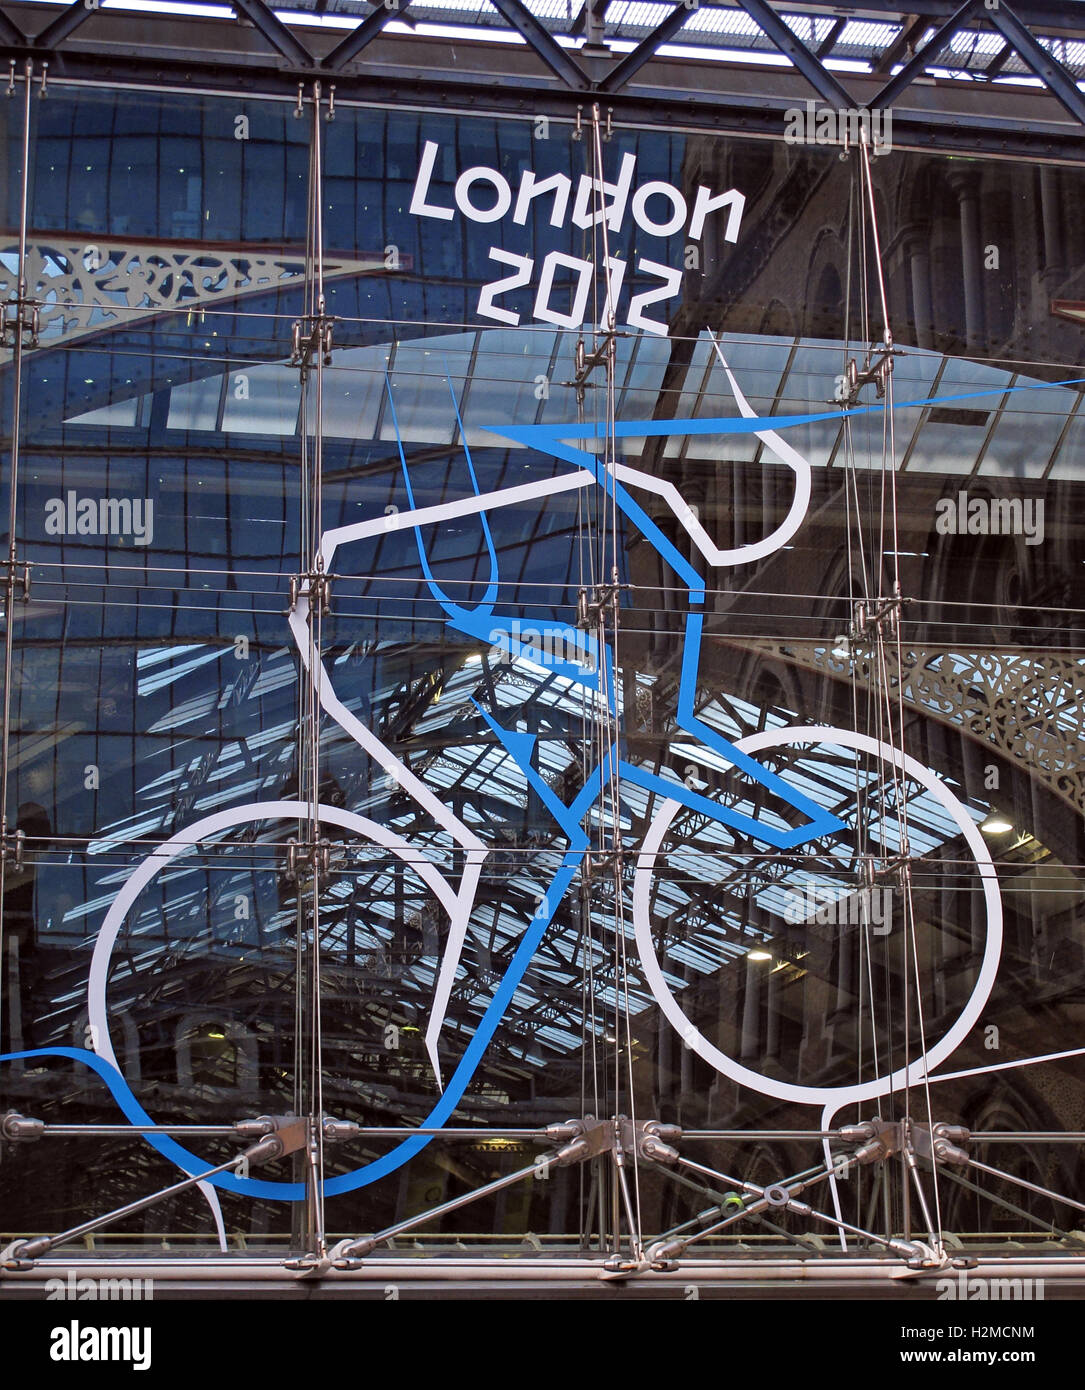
[4,368,1077,1199]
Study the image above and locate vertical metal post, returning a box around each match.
[0,60,33,1060]
[5,932,22,1069]
[289,78,330,1258]
[304,79,328,1259]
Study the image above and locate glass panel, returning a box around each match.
[4,82,1085,1284]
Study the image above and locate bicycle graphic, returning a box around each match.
[3,341,1014,1202]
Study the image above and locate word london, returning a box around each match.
[410,139,745,336]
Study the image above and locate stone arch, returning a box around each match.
[803,227,848,339]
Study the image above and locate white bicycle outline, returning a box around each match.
[83,341,1002,1192]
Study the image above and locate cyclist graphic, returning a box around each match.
[2,337,1006,1202]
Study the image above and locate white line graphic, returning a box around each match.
[633,726,1003,1108]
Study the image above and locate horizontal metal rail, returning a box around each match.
[22,1124,1085,1141]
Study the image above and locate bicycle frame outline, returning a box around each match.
[9,350,1070,1197]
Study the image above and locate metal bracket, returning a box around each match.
[573,332,617,393]
[551,1115,615,1164]
[834,343,895,406]
[582,845,625,883]
[835,1116,903,1166]
[284,837,331,883]
[617,1116,682,1165]
[285,569,331,616]
[0,828,25,872]
[3,558,32,603]
[912,1121,972,1167]
[0,1111,44,1142]
[848,588,905,645]
[576,583,621,632]
[290,313,335,370]
[2,297,39,350]
[855,851,911,894]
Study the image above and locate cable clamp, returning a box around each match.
[3,558,32,602]
[284,837,332,883]
[576,583,622,632]
[848,590,904,644]
[2,297,39,349]
[834,344,895,405]
[0,827,25,871]
[290,314,335,371]
[285,570,331,616]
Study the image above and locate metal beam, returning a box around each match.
[231,0,312,68]
[569,0,605,40]
[984,38,1013,78]
[987,0,1085,125]
[323,3,408,70]
[32,0,97,49]
[871,0,982,110]
[873,14,929,75]
[815,15,845,60]
[486,0,588,89]
[7,33,1085,162]
[0,8,23,45]
[795,0,1085,25]
[598,4,692,93]
[733,0,853,108]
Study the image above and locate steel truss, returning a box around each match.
[4,1111,1085,1294]
[2,10,1085,1293]
[4,0,1085,158]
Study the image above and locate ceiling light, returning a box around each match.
[747,949,772,961]
[980,815,1013,835]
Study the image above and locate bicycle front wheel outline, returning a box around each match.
[632,723,1004,1109]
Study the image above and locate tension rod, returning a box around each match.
[331,1144,576,1263]
[1,1117,307,1266]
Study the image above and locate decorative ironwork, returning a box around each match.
[0,239,394,354]
[743,640,1085,814]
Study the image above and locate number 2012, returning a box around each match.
[477,249,682,337]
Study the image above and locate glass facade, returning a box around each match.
[2,73,1085,1281]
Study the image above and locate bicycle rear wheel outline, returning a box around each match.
[86,799,460,1199]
